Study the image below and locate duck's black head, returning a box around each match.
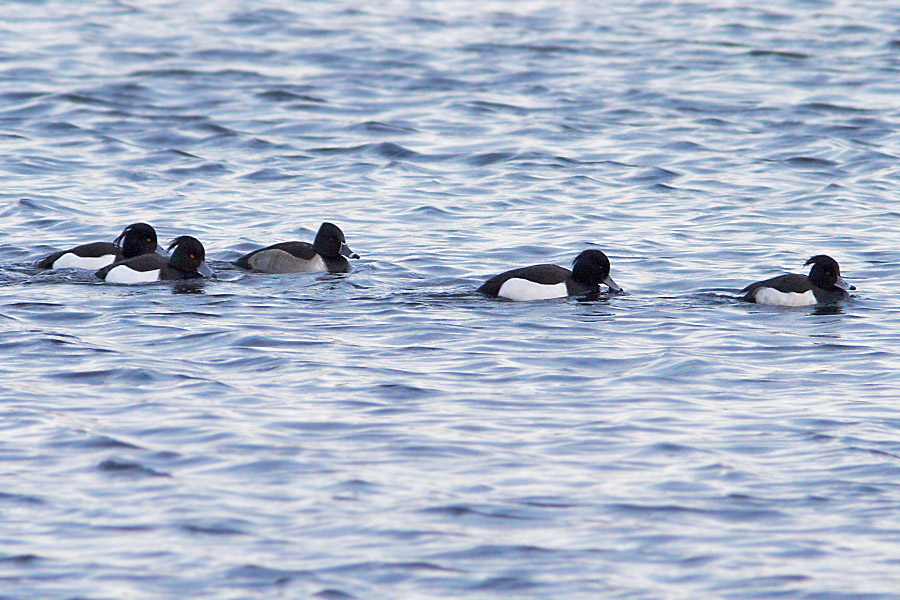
[314,222,359,259]
[167,236,206,273]
[571,249,622,292]
[805,254,854,291]
[115,223,158,259]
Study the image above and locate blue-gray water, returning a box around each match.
[2,1,900,598]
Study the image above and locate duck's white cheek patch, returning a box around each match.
[53,253,116,269]
[754,288,817,306]
[104,266,161,284]
[497,278,567,301]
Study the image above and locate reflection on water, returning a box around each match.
[171,280,207,295]
[811,304,845,317]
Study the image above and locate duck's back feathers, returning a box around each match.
[741,273,813,297]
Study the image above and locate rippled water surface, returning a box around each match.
[3,1,900,598]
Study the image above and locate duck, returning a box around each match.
[37,222,160,269]
[233,222,359,274]
[96,236,211,284]
[740,254,855,306]
[477,249,622,301]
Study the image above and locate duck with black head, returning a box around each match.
[741,254,855,306]
[37,222,161,270]
[477,249,623,301]
[233,222,359,274]
[96,236,212,284]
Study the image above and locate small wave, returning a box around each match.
[179,520,247,536]
[747,49,809,60]
[190,48,276,61]
[468,151,515,166]
[470,576,541,592]
[368,141,418,159]
[0,492,45,506]
[52,435,141,450]
[798,102,870,114]
[0,554,42,564]
[164,162,231,178]
[313,590,357,600]
[55,92,119,107]
[226,564,307,584]
[626,166,680,182]
[348,121,417,134]
[421,504,537,521]
[240,168,297,181]
[781,156,837,168]
[256,89,326,103]
[0,91,49,103]
[229,8,299,26]
[97,459,170,478]
[463,100,529,115]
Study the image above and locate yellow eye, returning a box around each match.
[147,238,152,242]
[190,254,195,259]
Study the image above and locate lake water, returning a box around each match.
[2,1,900,598]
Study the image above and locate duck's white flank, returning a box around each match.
[104,265,161,284]
[497,278,567,301]
[53,253,116,270]
[753,287,817,306]
[249,249,327,273]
